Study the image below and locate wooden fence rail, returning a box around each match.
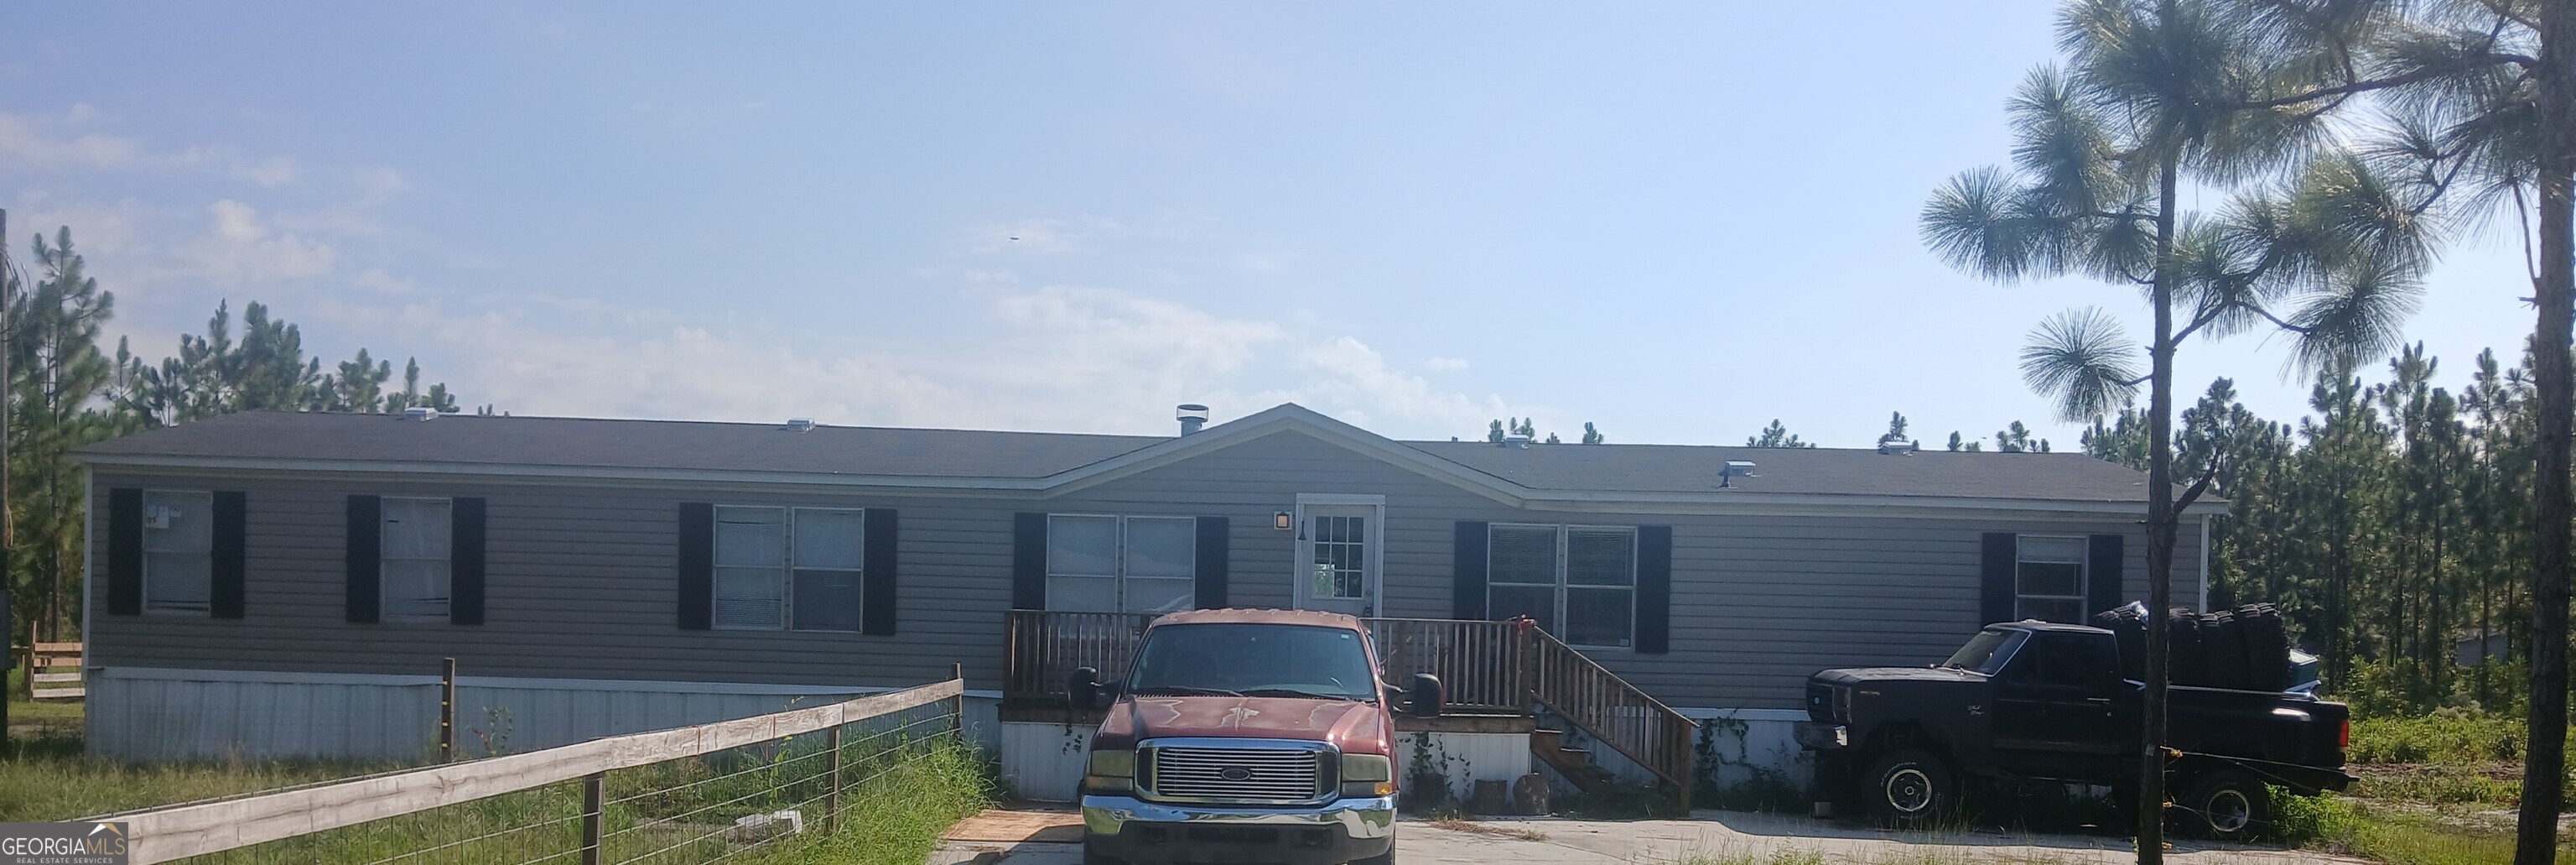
[24,641,81,701]
[99,678,966,864]
[1529,625,1696,810]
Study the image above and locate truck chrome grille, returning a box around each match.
[1144,744,1327,802]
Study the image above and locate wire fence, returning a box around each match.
[96,679,978,865]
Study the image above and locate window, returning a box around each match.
[2014,535,2088,623]
[143,490,213,612]
[714,506,867,631]
[1047,515,1196,614]
[382,498,453,622]
[1488,524,1637,649]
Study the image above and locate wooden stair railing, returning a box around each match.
[1523,621,1696,810]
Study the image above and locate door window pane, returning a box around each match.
[143,491,214,612]
[1310,514,1367,600]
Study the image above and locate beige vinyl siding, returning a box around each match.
[87,428,2203,711]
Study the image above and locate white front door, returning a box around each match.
[1294,499,1382,617]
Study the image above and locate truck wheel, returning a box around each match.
[2179,770,2269,841]
[1862,748,1956,828]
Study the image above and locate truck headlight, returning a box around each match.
[1084,748,1134,794]
[1338,753,1394,798]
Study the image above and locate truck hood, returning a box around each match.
[1097,696,1390,755]
[1814,666,1990,685]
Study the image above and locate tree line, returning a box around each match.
[0,224,477,645]
[2084,346,2544,718]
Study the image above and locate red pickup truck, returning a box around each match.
[1071,609,1441,865]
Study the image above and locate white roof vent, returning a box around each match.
[1504,434,1532,450]
[403,406,439,421]
[787,418,817,432]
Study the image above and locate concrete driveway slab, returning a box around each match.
[930,807,2375,865]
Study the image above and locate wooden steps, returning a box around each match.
[1530,727,1618,793]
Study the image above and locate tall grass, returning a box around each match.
[0,735,396,822]
[2271,789,2575,865]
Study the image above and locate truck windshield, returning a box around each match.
[1941,628,2028,676]
[1126,623,1379,701]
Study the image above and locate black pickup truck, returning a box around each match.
[1793,622,2352,839]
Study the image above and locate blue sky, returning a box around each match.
[0,3,2533,447]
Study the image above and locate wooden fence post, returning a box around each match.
[950,662,967,745]
[580,771,604,865]
[825,725,843,835]
[439,658,458,763]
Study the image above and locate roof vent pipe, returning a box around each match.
[403,406,439,421]
[1504,433,1532,450]
[1176,404,1210,435]
[787,418,816,432]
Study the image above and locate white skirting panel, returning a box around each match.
[999,722,1529,805]
[1000,722,1095,802]
[1393,732,1532,802]
[86,667,1000,763]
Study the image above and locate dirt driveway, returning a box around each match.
[930,805,2374,865]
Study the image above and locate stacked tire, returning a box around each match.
[2086,603,2293,691]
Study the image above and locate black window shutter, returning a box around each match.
[346,495,382,623]
[1452,521,1489,620]
[1979,532,2018,627]
[106,487,143,616]
[862,508,900,635]
[2086,533,2125,617]
[1635,525,1673,654]
[677,503,713,630]
[451,498,487,626]
[1195,517,1229,608]
[210,491,247,619]
[1012,513,1048,610]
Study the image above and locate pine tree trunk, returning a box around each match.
[2137,143,2182,865]
[2516,3,2576,862]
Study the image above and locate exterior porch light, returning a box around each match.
[1273,511,1293,530]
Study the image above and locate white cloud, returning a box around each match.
[1425,356,1470,372]
[0,110,143,169]
[180,200,337,285]
[288,282,1519,438]
[234,156,301,187]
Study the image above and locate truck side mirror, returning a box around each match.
[1405,673,1443,718]
[1069,666,1103,710]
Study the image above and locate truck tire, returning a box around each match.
[2097,607,2146,680]
[2167,608,2209,687]
[2201,611,2248,690]
[2179,769,2269,841]
[2236,604,2291,691]
[1862,748,1957,828]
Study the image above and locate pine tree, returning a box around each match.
[1746,419,1814,449]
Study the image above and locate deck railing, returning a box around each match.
[1001,610,1530,714]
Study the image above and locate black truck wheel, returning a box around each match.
[2179,769,2269,841]
[1862,748,1956,828]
